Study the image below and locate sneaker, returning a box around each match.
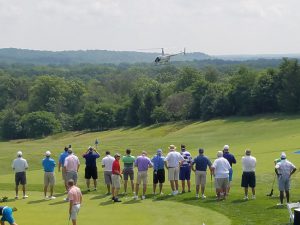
[243,196,249,200]
[188,190,191,193]
[196,194,199,199]
[141,195,146,200]
[105,192,111,195]
[152,192,156,195]
[49,196,56,200]
[93,188,97,191]
[114,198,121,203]
[87,189,91,192]
[174,190,179,195]
[15,196,19,200]
[112,196,115,201]
[252,195,256,200]
[44,196,49,200]
[64,197,69,201]
[23,195,29,199]
[201,195,206,199]
[133,195,138,200]
[160,192,164,196]
[181,190,186,194]
[276,203,283,206]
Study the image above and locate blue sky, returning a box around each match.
[0,0,299,54]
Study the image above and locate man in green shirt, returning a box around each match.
[122,149,136,194]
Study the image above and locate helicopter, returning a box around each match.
[154,48,186,64]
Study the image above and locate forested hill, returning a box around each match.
[0,48,210,65]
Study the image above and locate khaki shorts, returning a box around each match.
[70,204,80,220]
[44,172,55,186]
[112,174,121,189]
[215,177,229,190]
[104,171,112,185]
[137,171,148,185]
[66,171,78,184]
[195,171,206,186]
[168,167,179,181]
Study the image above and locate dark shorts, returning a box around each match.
[153,169,165,184]
[229,168,233,182]
[15,172,26,185]
[179,166,191,181]
[241,172,256,188]
[85,166,98,180]
[123,167,134,181]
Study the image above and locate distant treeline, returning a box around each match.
[0,58,300,139]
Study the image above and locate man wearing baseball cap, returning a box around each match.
[42,151,56,200]
[275,152,296,206]
[151,149,166,195]
[12,151,28,199]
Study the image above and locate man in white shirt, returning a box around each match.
[64,148,80,185]
[12,151,29,199]
[275,152,296,206]
[164,145,184,195]
[211,151,231,200]
[101,151,115,195]
[241,149,256,200]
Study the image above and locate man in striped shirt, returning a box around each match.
[179,144,192,193]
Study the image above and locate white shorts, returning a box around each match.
[70,204,80,220]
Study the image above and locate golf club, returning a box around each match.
[266,174,276,197]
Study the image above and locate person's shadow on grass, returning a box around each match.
[99,200,114,206]
[90,194,108,200]
[27,199,46,204]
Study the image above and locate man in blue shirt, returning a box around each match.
[42,151,56,200]
[58,147,69,192]
[82,146,100,191]
[192,148,212,199]
[0,206,18,225]
[151,149,165,195]
[223,144,236,195]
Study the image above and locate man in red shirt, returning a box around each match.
[112,153,122,203]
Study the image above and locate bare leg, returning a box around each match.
[124,180,128,193]
[244,187,248,197]
[181,180,185,192]
[44,185,48,197]
[130,180,135,193]
[135,184,139,196]
[72,219,76,225]
[159,183,163,194]
[196,185,200,195]
[187,180,191,192]
[86,179,90,190]
[15,185,19,197]
[50,185,54,197]
[112,187,115,198]
[170,181,175,191]
[153,183,157,194]
[251,188,255,196]
[22,185,26,196]
[143,184,147,196]
[93,179,97,189]
[201,185,205,195]
[106,184,111,194]
[174,180,179,191]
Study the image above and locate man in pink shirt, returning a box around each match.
[67,179,82,225]
[64,149,80,185]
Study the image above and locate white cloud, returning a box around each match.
[0,0,299,54]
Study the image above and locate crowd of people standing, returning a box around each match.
[3,143,298,225]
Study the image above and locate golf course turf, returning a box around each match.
[1,114,300,225]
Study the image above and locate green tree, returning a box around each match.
[126,94,141,126]
[21,111,61,138]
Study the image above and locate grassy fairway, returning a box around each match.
[1,114,300,225]
[0,191,230,225]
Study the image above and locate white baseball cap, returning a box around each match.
[223,145,229,150]
[17,151,22,157]
[45,151,51,156]
[281,152,286,159]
